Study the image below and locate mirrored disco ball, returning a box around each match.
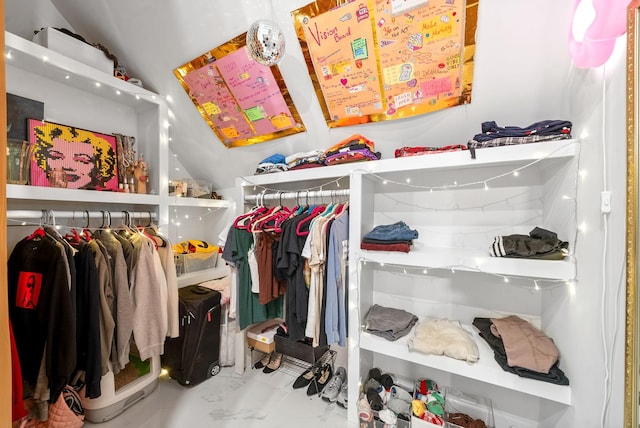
[246,19,286,66]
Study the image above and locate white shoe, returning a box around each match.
[321,366,346,402]
[336,380,348,408]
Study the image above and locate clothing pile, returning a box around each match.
[394,144,467,158]
[490,226,568,260]
[361,221,418,253]
[324,134,381,166]
[363,304,418,341]
[467,120,572,157]
[473,315,569,385]
[255,153,289,175]
[408,319,479,363]
[286,150,326,170]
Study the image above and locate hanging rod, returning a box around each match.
[6,210,157,220]
[243,189,350,203]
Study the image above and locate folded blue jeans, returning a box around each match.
[363,221,418,241]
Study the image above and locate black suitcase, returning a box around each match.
[162,284,222,386]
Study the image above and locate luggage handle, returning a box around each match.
[192,285,212,294]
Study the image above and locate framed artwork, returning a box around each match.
[28,119,119,191]
[174,33,306,148]
[292,0,479,128]
[7,93,44,140]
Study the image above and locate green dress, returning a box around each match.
[231,227,283,330]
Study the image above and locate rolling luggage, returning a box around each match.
[162,284,222,386]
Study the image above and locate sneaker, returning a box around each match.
[378,408,397,425]
[321,366,346,402]
[357,398,373,422]
[336,380,348,408]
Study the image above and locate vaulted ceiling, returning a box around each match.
[6,0,576,191]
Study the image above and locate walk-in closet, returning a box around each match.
[1,0,635,427]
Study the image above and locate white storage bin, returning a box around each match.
[444,387,494,428]
[32,27,114,75]
[174,252,219,276]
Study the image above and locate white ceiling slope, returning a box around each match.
[7,0,575,190]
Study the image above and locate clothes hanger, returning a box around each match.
[234,191,268,229]
[143,211,167,247]
[81,210,93,241]
[63,211,84,244]
[26,210,47,240]
[295,196,326,236]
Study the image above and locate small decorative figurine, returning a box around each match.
[133,154,149,194]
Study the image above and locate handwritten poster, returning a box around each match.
[292,0,478,128]
[174,34,305,148]
[302,2,383,121]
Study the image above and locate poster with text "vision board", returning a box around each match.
[293,0,478,128]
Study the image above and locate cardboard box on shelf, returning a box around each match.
[247,319,282,354]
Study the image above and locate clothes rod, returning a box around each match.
[6,210,157,220]
[243,189,350,203]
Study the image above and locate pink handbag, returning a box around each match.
[20,387,84,428]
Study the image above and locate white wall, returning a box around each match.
[4,0,630,426]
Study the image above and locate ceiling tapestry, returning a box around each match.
[292,0,478,128]
[174,33,305,148]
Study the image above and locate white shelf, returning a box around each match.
[7,184,161,205]
[357,247,575,281]
[176,265,230,288]
[368,139,578,174]
[168,196,230,208]
[359,327,571,405]
[5,32,160,110]
[240,139,579,187]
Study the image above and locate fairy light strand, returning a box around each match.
[358,257,575,291]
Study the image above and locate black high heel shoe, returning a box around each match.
[293,364,321,389]
[307,363,333,396]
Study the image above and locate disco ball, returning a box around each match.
[246,19,286,66]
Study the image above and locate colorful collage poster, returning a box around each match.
[175,35,305,148]
[293,0,478,127]
[301,2,384,121]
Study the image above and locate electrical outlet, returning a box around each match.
[601,191,611,213]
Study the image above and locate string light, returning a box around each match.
[358,258,574,290]
[364,141,580,192]
[241,174,349,196]
[484,181,489,191]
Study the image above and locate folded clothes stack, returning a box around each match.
[473,315,569,385]
[285,150,326,170]
[360,221,418,253]
[324,134,381,166]
[363,304,418,341]
[255,153,289,175]
[394,144,467,158]
[490,226,568,260]
[467,120,572,155]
